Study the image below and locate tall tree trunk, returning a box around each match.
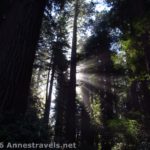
[54,71,68,142]
[0,0,47,115]
[66,0,79,142]
[44,62,55,125]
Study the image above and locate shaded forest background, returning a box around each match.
[0,0,150,149]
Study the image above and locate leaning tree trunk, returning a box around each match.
[66,0,79,142]
[0,0,47,115]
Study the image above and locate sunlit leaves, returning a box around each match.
[91,95,101,126]
[108,118,140,142]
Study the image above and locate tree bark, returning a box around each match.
[0,0,47,115]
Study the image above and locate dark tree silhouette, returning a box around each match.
[0,0,47,116]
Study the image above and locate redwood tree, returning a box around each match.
[0,0,47,115]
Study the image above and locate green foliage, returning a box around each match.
[111,50,126,70]
[108,118,140,143]
[112,37,147,76]
[91,95,101,126]
[0,94,52,142]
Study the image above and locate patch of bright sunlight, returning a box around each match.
[76,71,84,99]
[76,86,82,99]
[86,0,111,12]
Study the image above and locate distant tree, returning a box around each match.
[43,9,70,125]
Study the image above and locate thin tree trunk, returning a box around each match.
[36,67,42,88]
[44,62,55,125]
[46,54,53,101]
[46,67,51,101]
[0,0,47,115]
